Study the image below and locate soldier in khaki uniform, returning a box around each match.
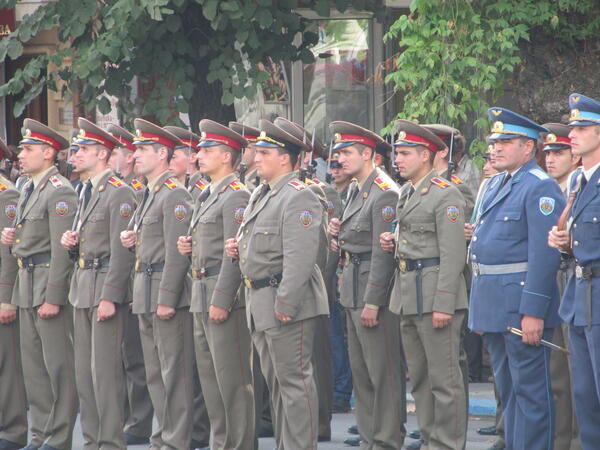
[226,119,329,450]
[229,122,261,191]
[0,141,27,450]
[381,120,468,450]
[177,120,254,449]
[120,120,194,450]
[106,124,154,445]
[60,119,136,449]
[1,120,78,450]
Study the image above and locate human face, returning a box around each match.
[569,125,600,159]
[73,144,106,174]
[242,144,256,166]
[169,148,191,178]
[491,138,532,172]
[337,144,370,178]
[254,147,288,182]
[394,145,429,181]
[545,148,578,182]
[18,143,53,175]
[331,166,349,185]
[133,144,162,177]
[482,157,499,179]
[108,148,131,173]
[197,145,231,177]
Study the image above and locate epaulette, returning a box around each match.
[529,168,549,180]
[374,176,390,191]
[312,177,327,188]
[451,175,463,185]
[304,178,315,185]
[229,180,243,191]
[195,179,207,191]
[164,178,177,190]
[107,176,124,187]
[0,184,7,192]
[130,179,144,191]
[431,177,450,189]
[289,180,306,190]
[49,175,63,188]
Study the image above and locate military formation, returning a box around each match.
[0,91,599,450]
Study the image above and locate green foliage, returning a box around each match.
[0,0,383,126]
[384,0,600,156]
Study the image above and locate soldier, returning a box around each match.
[225,119,329,450]
[176,120,254,449]
[0,139,26,450]
[1,119,78,450]
[548,93,600,450]
[59,119,136,449]
[164,126,201,188]
[380,120,468,450]
[470,108,564,450]
[106,124,154,445]
[119,119,194,449]
[327,122,406,450]
[229,122,261,191]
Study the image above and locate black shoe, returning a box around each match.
[485,441,506,450]
[408,429,421,440]
[257,425,274,438]
[347,424,359,435]
[124,433,150,445]
[189,439,209,450]
[0,440,22,450]
[19,445,38,450]
[344,437,362,447]
[332,397,351,413]
[477,425,498,436]
[404,439,425,450]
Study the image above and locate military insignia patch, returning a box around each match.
[381,205,395,222]
[0,183,7,191]
[131,179,144,191]
[4,203,16,220]
[108,176,124,188]
[299,210,313,227]
[446,205,460,222]
[195,180,207,191]
[431,177,450,189]
[326,200,334,218]
[164,178,177,190]
[539,197,555,216]
[229,181,243,191]
[174,204,188,221]
[451,175,463,185]
[49,176,63,188]
[55,201,69,216]
[374,177,390,191]
[120,203,133,219]
[234,206,245,224]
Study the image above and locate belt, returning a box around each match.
[397,257,440,316]
[17,252,51,271]
[243,273,282,289]
[559,254,575,272]
[78,256,110,270]
[191,264,221,280]
[471,261,528,276]
[135,262,165,313]
[575,265,600,328]
[343,252,371,308]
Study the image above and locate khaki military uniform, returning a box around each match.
[11,166,78,449]
[131,170,194,450]
[238,172,329,450]
[391,170,468,450]
[244,168,260,193]
[189,173,254,449]
[337,167,406,450]
[0,177,27,447]
[188,171,209,202]
[69,170,136,449]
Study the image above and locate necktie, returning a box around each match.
[132,187,150,232]
[343,184,359,216]
[16,181,34,224]
[73,181,92,230]
[500,173,512,188]
[196,186,211,206]
[256,183,270,202]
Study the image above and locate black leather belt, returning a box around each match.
[136,262,165,312]
[243,273,282,289]
[397,257,440,316]
[191,264,221,280]
[559,255,575,271]
[17,252,51,272]
[343,252,371,308]
[78,256,110,270]
[575,264,600,328]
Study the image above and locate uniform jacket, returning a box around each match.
[440,169,475,219]
[188,171,209,202]
[468,158,564,332]
[0,176,19,305]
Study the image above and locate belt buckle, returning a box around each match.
[145,265,153,277]
[399,259,407,273]
[78,258,85,269]
[268,276,279,287]
[244,277,252,289]
[472,262,480,276]
[344,251,349,267]
[576,265,587,279]
[17,258,24,270]
[200,267,206,277]
[135,260,140,272]
[92,258,101,270]
[191,268,198,279]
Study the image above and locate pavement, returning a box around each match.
[66,382,500,449]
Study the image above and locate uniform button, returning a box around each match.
[594,218,598,222]
[241,259,246,264]
[356,226,361,231]
[81,252,85,256]
[402,240,407,244]
[520,281,525,286]
[17,224,22,228]
[340,240,345,244]
[81,226,85,232]
[504,216,508,221]
[193,228,196,232]
[80,238,85,243]
[243,244,247,249]
[136,241,140,246]
[472,236,477,241]
[401,227,407,231]
[193,241,197,245]
[399,253,405,258]
[245,229,248,234]
[15,239,20,243]
[480,220,484,225]
[574,241,579,246]
[192,253,196,258]
[573,223,577,228]
[471,254,476,260]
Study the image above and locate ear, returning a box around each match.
[159,146,169,161]
[43,146,56,161]
[438,146,449,159]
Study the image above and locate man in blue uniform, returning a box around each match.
[469,108,564,450]
[549,93,600,450]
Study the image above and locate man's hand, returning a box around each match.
[38,302,60,319]
[329,237,339,253]
[97,300,116,322]
[521,315,544,346]
[360,307,379,327]
[379,232,395,253]
[225,238,239,259]
[432,311,453,329]
[275,311,292,323]
[209,305,229,324]
[177,235,193,255]
[0,308,17,324]
[548,225,570,250]
[1,227,15,246]
[120,230,136,248]
[464,223,474,241]
[61,230,80,250]
[327,218,340,237]
[156,304,176,320]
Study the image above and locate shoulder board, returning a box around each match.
[49,175,63,188]
[374,176,390,191]
[311,177,327,188]
[289,180,306,190]
[130,179,144,191]
[107,176,124,187]
[529,168,549,180]
[304,178,315,185]
[0,183,7,192]
[229,181,243,191]
[164,178,177,190]
[431,177,450,189]
[195,179,207,191]
[450,175,463,185]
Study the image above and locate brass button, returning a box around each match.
[80,238,85,243]
[340,240,345,244]
[81,226,85,232]
[17,224,22,229]
[193,241,197,245]
[402,240,407,244]
[243,244,247,249]
[15,239,20,243]
[193,228,196,232]
[81,252,85,256]
[136,241,140,246]
[241,259,246,264]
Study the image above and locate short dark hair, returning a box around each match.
[277,148,298,168]
[151,143,174,163]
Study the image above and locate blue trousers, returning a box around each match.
[329,300,352,401]
[484,330,554,450]
[569,324,600,450]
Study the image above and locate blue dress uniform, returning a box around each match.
[469,108,564,450]
[559,93,600,450]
